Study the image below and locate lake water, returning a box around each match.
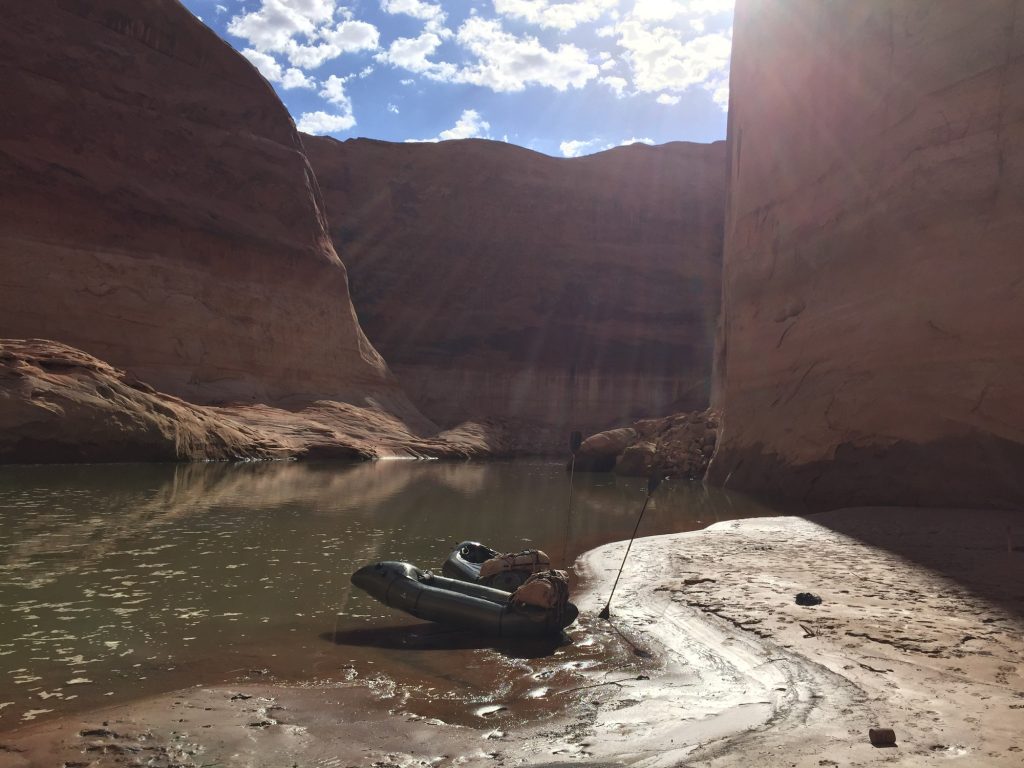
[0,460,779,730]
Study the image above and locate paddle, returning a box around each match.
[598,473,663,620]
[561,431,584,568]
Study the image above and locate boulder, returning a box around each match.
[573,409,720,479]
[615,442,658,477]
[574,427,637,472]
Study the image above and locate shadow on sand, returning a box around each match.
[805,507,1024,619]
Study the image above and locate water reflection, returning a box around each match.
[0,460,777,729]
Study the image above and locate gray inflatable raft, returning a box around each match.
[351,561,578,637]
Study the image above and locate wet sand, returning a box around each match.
[2,507,1022,767]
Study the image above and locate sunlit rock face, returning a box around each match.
[0,340,276,463]
[0,0,422,425]
[709,0,1024,507]
[305,137,727,447]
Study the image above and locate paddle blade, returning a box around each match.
[647,474,663,495]
[598,604,611,620]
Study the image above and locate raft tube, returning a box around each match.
[441,541,526,591]
[351,561,578,637]
[441,541,498,583]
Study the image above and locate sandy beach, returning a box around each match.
[1,506,1021,767]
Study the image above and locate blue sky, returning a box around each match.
[181,0,732,157]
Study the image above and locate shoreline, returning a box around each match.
[2,507,1021,766]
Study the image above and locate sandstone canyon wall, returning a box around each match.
[305,137,727,445]
[709,0,1024,507]
[0,0,417,420]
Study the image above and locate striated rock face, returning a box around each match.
[0,339,518,463]
[305,136,727,448]
[0,339,275,463]
[709,0,1024,507]
[0,0,420,425]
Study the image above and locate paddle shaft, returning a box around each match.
[562,431,583,569]
[598,490,654,619]
[562,454,576,567]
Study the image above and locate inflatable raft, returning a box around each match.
[442,541,550,591]
[351,560,578,636]
[442,541,499,582]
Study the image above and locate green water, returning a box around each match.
[0,460,778,729]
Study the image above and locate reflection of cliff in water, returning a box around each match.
[0,460,781,731]
[0,460,778,584]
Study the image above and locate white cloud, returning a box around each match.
[387,103,400,114]
[439,109,491,139]
[656,92,680,104]
[407,109,491,142]
[598,53,617,71]
[400,78,416,85]
[296,110,357,134]
[241,49,318,91]
[600,75,627,96]
[493,0,618,31]
[325,19,380,49]
[282,67,317,89]
[319,74,352,108]
[559,138,600,157]
[560,135,656,157]
[294,74,357,134]
[216,4,228,13]
[707,75,729,108]
[228,0,331,52]
[381,0,446,24]
[229,1,379,69]
[241,48,283,82]
[454,17,598,92]
[376,31,457,80]
[615,21,731,106]
[380,18,599,92]
[631,0,733,22]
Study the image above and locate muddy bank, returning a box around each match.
[2,507,1021,766]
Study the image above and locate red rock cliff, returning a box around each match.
[709,0,1024,507]
[0,0,415,418]
[305,137,726,446]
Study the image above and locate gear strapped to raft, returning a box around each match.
[508,569,570,625]
[478,548,551,582]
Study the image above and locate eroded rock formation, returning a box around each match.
[305,137,727,449]
[576,409,719,478]
[709,0,1024,507]
[0,0,423,432]
[0,339,275,463]
[0,339,513,463]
